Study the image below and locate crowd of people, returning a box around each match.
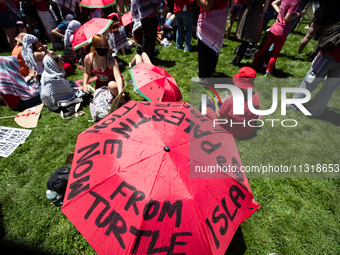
[0,0,340,138]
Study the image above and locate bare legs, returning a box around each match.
[129,53,152,67]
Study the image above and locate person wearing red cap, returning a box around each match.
[217,67,261,139]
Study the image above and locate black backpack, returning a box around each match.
[314,22,340,54]
[46,166,70,206]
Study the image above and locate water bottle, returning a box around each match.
[46,190,62,203]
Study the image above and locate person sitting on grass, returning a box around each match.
[21,34,49,83]
[0,55,41,111]
[129,52,152,68]
[40,52,86,112]
[52,14,75,40]
[206,67,261,139]
[63,20,82,64]
[83,34,124,97]
[12,33,31,78]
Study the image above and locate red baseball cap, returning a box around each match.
[233,67,257,89]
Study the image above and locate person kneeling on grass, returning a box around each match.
[206,67,261,139]
[40,52,87,114]
[83,34,124,97]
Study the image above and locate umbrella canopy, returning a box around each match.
[79,0,116,8]
[120,11,133,27]
[72,18,113,50]
[129,62,182,102]
[62,101,259,255]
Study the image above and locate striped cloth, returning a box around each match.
[52,0,78,13]
[197,8,228,53]
[0,56,39,100]
[131,0,161,21]
[312,52,330,75]
[108,27,128,53]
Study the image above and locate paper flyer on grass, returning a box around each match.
[0,126,32,158]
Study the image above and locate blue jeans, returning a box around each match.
[293,54,340,116]
[175,11,193,52]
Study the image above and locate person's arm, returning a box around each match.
[52,27,65,38]
[83,54,92,93]
[34,51,45,63]
[196,0,214,13]
[262,0,269,13]
[111,57,123,94]
[37,41,49,54]
[271,0,281,14]
[284,9,305,22]
[24,70,38,83]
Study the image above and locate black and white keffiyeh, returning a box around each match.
[40,55,76,110]
[64,20,81,47]
[21,34,38,71]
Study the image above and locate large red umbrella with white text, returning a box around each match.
[62,101,259,255]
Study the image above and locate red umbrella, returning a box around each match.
[79,0,116,8]
[72,18,113,50]
[62,101,259,255]
[120,11,133,27]
[129,62,182,102]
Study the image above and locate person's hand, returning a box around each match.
[83,84,91,93]
[29,70,38,83]
[298,9,306,17]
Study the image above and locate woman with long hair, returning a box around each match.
[83,34,124,96]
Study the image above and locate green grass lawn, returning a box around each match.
[1,19,340,255]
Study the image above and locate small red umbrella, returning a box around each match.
[120,11,133,27]
[72,18,113,50]
[62,101,259,255]
[129,62,182,102]
[79,0,116,8]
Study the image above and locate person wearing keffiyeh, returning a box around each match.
[21,34,49,77]
[64,20,82,48]
[40,52,80,111]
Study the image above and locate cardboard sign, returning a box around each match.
[0,126,32,157]
[14,103,43,128]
